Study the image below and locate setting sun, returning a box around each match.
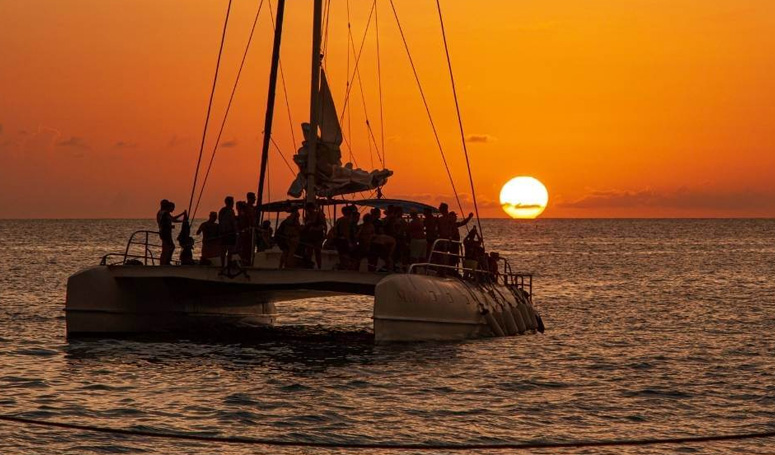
[500,176,549,219]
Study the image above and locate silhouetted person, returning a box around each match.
[218,196,237,266]
[196,212,220,264]
[423,207,438,258]
[257,220,274,252]
[355,213,376,271]
[408,209,426,264]
[236,201,252,265]
[333,206,355,269]
[177,213,196,265]
[157,200,186,265]
[302,202,327,269]
[277,209,301,269]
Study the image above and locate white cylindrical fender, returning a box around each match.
[510,304,527,334]
[527,304,539,330]
[499,304,519,336]
[484,310,505,337]
[519,303,535,331]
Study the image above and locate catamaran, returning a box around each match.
[65,0,544,342]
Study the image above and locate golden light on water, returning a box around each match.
[500,176,549,219]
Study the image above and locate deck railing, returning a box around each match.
[100,230,165,266]
[407,239,533,298]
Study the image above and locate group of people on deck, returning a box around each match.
[157,196,493,275]
[156,193,273,267]
[318,202,474,272]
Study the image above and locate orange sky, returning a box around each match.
[1,0,774,218]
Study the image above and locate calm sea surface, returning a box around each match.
[0,219,774,454]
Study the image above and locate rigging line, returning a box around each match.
[374,0,386,168]
[346,25,384,168]
[192,0,266,221]
[346,0,353,163]
[388,0,465,217]
[435,0,483,241]
[321,0,333,62]
[267,0,297,149]
[269,136,297,175]
[187,0,234,216]
[4,414,775,450]
[336,0,376,135]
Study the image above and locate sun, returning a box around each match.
[500,176,549,219]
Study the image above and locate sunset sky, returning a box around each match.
[1,0,773,218]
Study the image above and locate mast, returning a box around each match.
[254,0,286,263]
[305,0,324,204]
[256,0,287,218]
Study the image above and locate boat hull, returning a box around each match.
[373,274,541,343]
[65,265,383,335]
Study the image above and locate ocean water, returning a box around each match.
[0,218,774,454]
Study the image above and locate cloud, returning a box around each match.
[466,134,497,144]
[114,140,138,149]
[221,138,238,148]
[56,136,89,149]
[559,187,775,212]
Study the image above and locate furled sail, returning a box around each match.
[288,70,392,198]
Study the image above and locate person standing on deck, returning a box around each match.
[196,212,220,264]
[333,206,355,269]
[435,203,452,265]
[245,192,257,253]
[302,202,327,269]
[277,209,301,269]
[408,209,427,264]
[236,201,253,265]
[218,196,238,266]
[447,211,474,269]
[355,213,376,271]
[157,200,186,265]
[423,207,438,259]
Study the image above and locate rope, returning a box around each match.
[187,0,234,216]
[270,136,297,175]
[192,0,265,221]
[388,0,465,218]
[337,0,376,141]
[2,415,774,450]
[435,0,483,242]
[346,26,384,168]
[268,0,297,150]
[346,0,353,164]
[374,0,386,168]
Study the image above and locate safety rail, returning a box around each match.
[100,230,165,266]
[407,239,533,299]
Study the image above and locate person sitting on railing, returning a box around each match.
[218,196,238,267]
[408,209,426,265]
[196,212,220,264]
[157,200,187,266]
[277,209,301,269]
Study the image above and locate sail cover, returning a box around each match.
[288,70,392,198]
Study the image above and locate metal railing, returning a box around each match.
[100,230,165,266]
[406,239,533,298]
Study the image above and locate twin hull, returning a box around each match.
[65,266,541,342]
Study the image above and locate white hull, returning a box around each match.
[65,265,383,335]
[66,265,542,342]
[373,274,541,342]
